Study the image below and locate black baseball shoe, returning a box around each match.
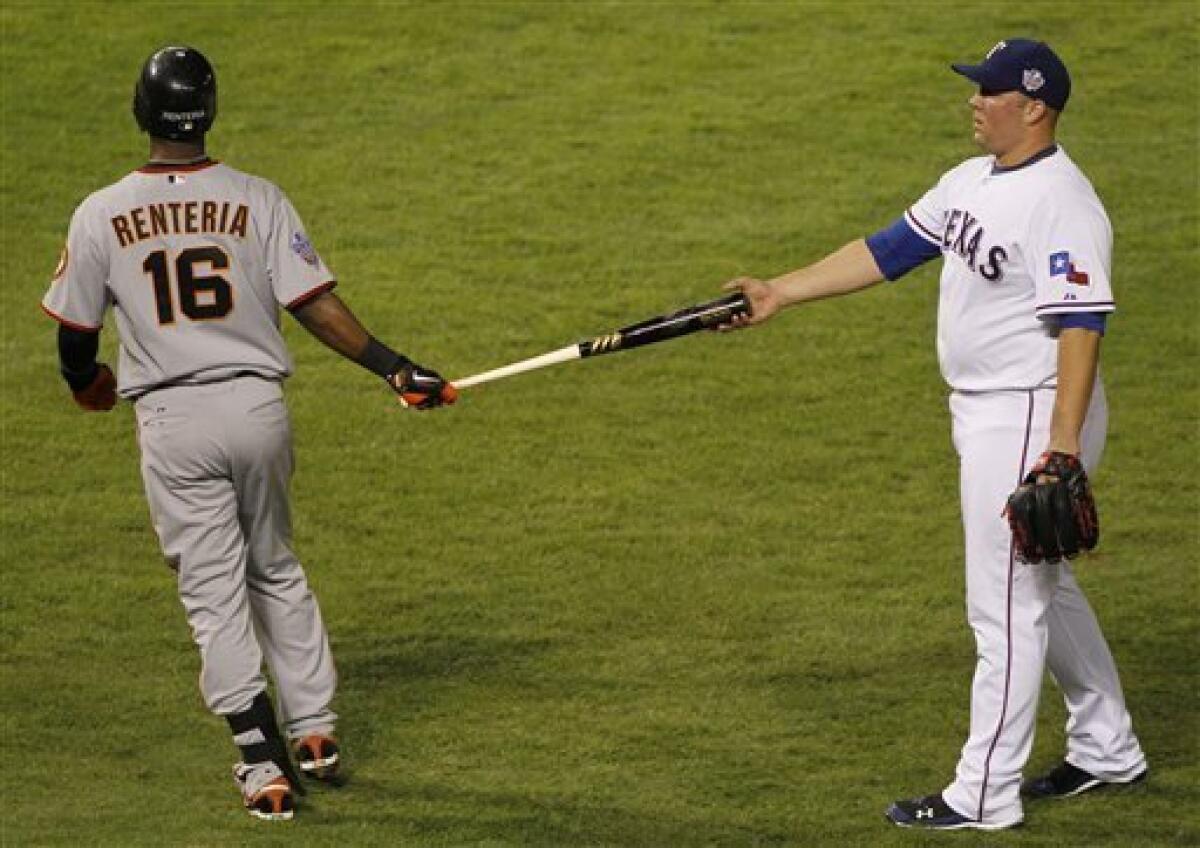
[1022,761,1148,799]
[885,793,1022,831]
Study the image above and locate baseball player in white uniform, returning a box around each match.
[42,46,457,821]
[723,39,1146,830]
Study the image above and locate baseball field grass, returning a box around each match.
[2,2,1197,846]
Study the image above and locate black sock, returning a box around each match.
[225,691,307,794]
[226,691,281,763]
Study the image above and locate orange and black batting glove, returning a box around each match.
[71,363,118,411]
[388,359,458,410]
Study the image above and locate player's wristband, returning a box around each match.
[358,336,410,380]
[61,361,100,392]
[57,324,101,390]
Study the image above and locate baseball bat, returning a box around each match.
[453,291,751,390]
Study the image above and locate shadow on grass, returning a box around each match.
[300,779,796,847]
[331,630,561,770]
[335,631,559,684]
[316,635,798,844]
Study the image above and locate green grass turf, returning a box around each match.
[2,2,1197,845]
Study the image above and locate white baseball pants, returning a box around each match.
[135,375,337,737]
[941,384,1146,826]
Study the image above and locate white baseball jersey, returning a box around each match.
[902,146,1114,392]
[42,160,336,397]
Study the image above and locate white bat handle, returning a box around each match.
[452,345,581,389]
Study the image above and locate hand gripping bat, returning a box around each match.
[453,292,751,390]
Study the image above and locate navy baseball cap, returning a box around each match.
[952,39,1071,111]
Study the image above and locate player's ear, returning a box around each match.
[1023,98,1049,126]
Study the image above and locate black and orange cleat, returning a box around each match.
[232,761,294,821]
[292,734,340,782]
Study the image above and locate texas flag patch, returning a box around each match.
[1049,251,1090,286]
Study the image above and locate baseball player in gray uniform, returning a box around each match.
[42,46,457,821]
[723,39,1146,830]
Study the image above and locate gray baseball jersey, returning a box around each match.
[42,160,336,397]
[44,159,338,735]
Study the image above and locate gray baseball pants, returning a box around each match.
[135,375,337,737]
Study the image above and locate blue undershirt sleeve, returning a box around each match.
[865,216,942,281]
[1055,312,1107,335]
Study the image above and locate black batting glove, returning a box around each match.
[387,360,458,409]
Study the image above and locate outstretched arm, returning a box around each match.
[723,238,888,327]
[290,290,384,368]
[290,291,456,409]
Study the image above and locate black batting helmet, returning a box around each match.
[133,46,217,140]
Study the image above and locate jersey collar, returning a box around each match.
[990,144,1058,175]
[136,158,219,174]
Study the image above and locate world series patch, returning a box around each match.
[291,232,321,268]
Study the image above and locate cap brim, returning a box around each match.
[951,62,1011,91]
[951,62,986,81]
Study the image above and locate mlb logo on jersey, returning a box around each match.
[1050,251,1090,286]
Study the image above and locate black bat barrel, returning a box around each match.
[579,292,751,357]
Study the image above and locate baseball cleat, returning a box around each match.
[233,761,294,821]
[1022,761,1148,799]
[292,733,340,782]
[885,792,1021,831]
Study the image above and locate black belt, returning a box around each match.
[132,370,275,401]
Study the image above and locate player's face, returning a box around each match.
[968,88,1029,155]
